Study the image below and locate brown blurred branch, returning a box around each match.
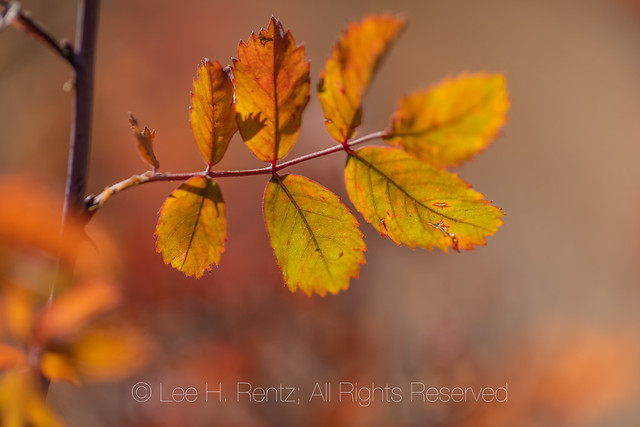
[0,1,75,66]
[63,0,100,219]
[43,0,100,396]
[86,130,388,212]
[1,0,101,294]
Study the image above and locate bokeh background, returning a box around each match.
[2,0,640,425]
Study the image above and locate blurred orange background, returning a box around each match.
[2,0,640,426]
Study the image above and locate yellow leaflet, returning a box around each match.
[318,14,405,143]
[345,147,503,251]
[190,60,237,166]
[155,176,226,278]
[0,371,63,427]
[71,322,151,382]
[386,73,509,167]
[264,174,366,296]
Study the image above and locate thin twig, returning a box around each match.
[86,130,388,211]
[274,130,386,170]
[0,1,75,66]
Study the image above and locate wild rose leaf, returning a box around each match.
[68,321,151,383]
[155,176,226,278]
[190,59,237,166]
[233,17,310,162]
[318,14,405,143]
[0,344,28,370]
[40,352,78,384]
[345,147,503,251]
[0,285,33,342]
[264,174,366,296]
[0,178,87,267]
[385,73,509,167]
[129,114,159,170]
[40,321,151,385]
[35,281,120,345]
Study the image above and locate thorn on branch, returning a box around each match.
[0,0,19,29]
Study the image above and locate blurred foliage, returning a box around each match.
[2,0,640,426]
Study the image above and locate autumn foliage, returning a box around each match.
[0,179,150,426]
[153,14,508,296]
[0,10,508,424]
[4,4,640,426]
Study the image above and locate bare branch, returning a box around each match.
[1,1,75,66]
[62,0,100,219]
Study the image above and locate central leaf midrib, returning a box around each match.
[272,31,280,163]
[351,152,493,232]
[208,70,217,165]
[389,91,495,140]
[275,176,333,280]
[181,179,209,270]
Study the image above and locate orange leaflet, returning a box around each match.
[36,281,121,345]
[129,113,160,170]
[318,14,405,143]
[0,280,152,386]
[190,60,237,166]
[345,147,503,252]
[67,321,152,382]
[263,174,366,296]
[0,285,33,342]
[385,73,509,167]
[40,322,152,384]
[0,344,28,370]
[155,176,226,278]
[40,352,78,384]
[0,177,86,269]
[233,17,310,163]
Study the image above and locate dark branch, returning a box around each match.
[34,0,101,398]
[0,1,75,66]
[62,0,100,219]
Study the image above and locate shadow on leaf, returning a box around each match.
[178,181,223,208]
[237,112,266,141]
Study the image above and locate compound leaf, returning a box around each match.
[345,147,503,251]
[318,14,405,143]
[233,17,310,162]
[385,73,509,167]
[264,174,366,296]
[155,176,226,278]
[190,59,238,166]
